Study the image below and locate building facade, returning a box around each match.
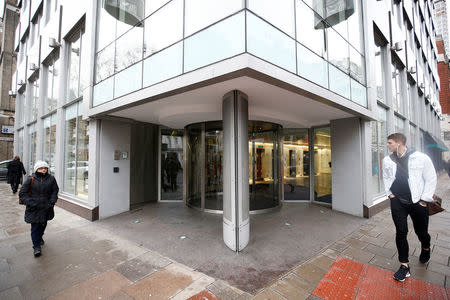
[436,36,450,160]
[434,0,449,55]
[12,0,443,251]
[0,0,19,161]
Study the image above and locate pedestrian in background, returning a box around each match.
[6,156,26,194]
[382,133,436,282]
[19,161,59,257]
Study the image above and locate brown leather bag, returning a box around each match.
[19,177,34,205]
[429,194,445,216]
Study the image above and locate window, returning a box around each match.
[45,53,59,113]
[67,29,84,102]
[248,0,295,37]
[64,102,89,199]
[371,106,387,196]
[394,115,405,133]
[28,123,37,174]
[43,114,56,174]
[391,63,400,112]
[29,79,39,122]
[374,44,385,103]
[296,0,326,58]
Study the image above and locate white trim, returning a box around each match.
[59,192,94,209]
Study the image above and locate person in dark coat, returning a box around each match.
[19,160,59,257]
[7,156,26,194]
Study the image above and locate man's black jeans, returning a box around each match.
[390,197,430,263]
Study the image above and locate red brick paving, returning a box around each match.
[313,257,449,300]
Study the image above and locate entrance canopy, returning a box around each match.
[106,75,360,129]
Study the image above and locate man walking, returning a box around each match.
[382,133,436,282]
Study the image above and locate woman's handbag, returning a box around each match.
[429,194,445,216]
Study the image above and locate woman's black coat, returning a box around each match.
[19,173,59,223]
[7,160,26,184]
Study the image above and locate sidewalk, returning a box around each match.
[254,172,450,299]
[0,173,449,299]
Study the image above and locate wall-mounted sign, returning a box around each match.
[1,125,14,134]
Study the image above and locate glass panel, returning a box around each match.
[185,0,242,36]
[145,0,171,17]
[247,12,296,73]
[283,129,310,200]
[114,62,142,98]
[143,41,182,87]
[143,0,183,56]
[43,116,51,170]
[248,0,295,37]
[64,104,77,194]
[329,64,350,98]
[327,28,349,73]
[68,33,81,101]
[28,124,37,174]
[95,44,115,83]
[347,0,363,53]
[161,128,184,200]
[248,121,280,210]
[30,80,39,121]
[297,43,328,88]
[394,115,405,133]
[205,122,223,210]
[374,45,384,103]
[184,12,245,72]
[45,55,59,113]
[296,0,326,57]
[313,127,331,203]
[115,26,143,72]
[351,78,367,107]
[349,46,365,84]
[76,108,89,199]
[97,2,117,51]
[392,65,400,111]
[93,76,114,106]
[370,121,381,195]
[18,129,24,161]
[186,123,202,208]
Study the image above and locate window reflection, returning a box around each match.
[186,123,202,208]
[349,47,365,84]
[97,4,117,51]
[313,127,331,203]
[297,43,328,88]
[327,28,349,73]
[185,0,242,37]
[184,12,245,72]
[374,44,385,103]
[30,80,39,122]
[68,33,82,101]
[95,44,115,83]
[93,76,114,106]
[248,0,295,37]
[283,129,310,201]
[43,114,57,174]
[145,0,170,17]
[329,64,350,98]
[115,26,143,72]
[28,124,37,174]
[143,0,183,56]
[45,54,59,113]
[247,12,296,73]
[143,41,182,87]
[296,0,326,58]
[161,128,184,200]
[114,62,142,98]
[351,78,367,107]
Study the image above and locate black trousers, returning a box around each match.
[31,222,47,250]
[390,197,430,263]
[10,182,19,193]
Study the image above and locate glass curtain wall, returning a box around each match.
[43,114,56,174]
[371,106,387,196]
[30,80,39,122]
[283,129,310,200]
[313,127,331,203]
[161,128,184,200]
[94,0,366,107]
[45,53,59,113]
[63,102,89,199]
[28,123,37,174]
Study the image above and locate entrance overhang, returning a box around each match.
[89,54,376,127]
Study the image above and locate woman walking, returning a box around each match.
[6,156,26,194]
[19,161,59,257]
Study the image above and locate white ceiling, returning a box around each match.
[110,76,353,128]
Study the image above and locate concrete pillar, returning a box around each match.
[222,90,249,252]
[331,117,364,217]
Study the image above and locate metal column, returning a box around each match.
[222,90,249,252]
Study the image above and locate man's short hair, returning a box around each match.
[387,133,407,145]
